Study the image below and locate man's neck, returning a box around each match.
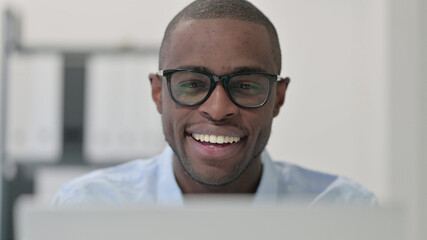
[172,156,263,194]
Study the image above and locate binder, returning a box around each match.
[7,53,63,162]
[85,54,165,163]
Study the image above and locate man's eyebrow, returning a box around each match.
[176,65,213,73]
[231,66,268,74]
[176,66,268,74]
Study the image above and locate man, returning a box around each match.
[52,0,376,206]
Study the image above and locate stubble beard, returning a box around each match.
[162,115,270,187]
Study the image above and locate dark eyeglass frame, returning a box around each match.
[157,69,285,109]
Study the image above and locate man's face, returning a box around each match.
[150,19,288,186]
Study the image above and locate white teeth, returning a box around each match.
[192,134,241,144]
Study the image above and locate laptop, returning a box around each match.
[14,195,405,240]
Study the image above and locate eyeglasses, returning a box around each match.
[157,69,285,109]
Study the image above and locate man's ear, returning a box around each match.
[273,77,290,117]
[149,73,162,114]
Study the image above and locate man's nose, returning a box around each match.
[199,84,240,121]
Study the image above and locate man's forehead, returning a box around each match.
[162,18,276,73]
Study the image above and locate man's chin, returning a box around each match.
[188,171,237,187]
[179,158,247,187]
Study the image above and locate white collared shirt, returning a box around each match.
[52,146,377,207]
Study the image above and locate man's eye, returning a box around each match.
[231,81,260,90]
[238,83,254,89]
[179,80,205,88]
[177,80,209,91]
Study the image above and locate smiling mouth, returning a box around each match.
[191,133,241,144]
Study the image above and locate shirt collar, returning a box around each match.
[253,150,280,204]
[156,147,184,206]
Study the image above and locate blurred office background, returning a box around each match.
[0,0,425,239]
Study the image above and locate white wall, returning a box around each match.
[258,0,390,204]
[1,0,390,203]
[389,0,426,238]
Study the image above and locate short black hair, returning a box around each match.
[159,0,282,73]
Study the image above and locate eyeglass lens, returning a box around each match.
[169,71,270,107]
